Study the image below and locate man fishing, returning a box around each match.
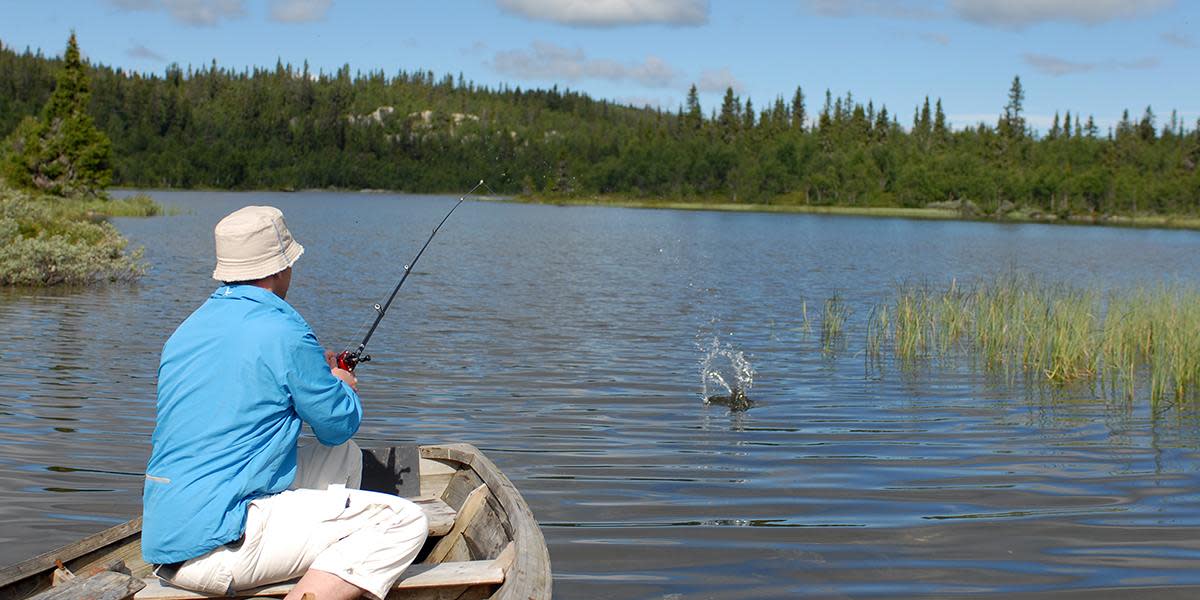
[141,206,428,600]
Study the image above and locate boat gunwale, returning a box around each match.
[420,443,551,600]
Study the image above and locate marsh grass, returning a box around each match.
[821,294,849,354]
[868,276,1200,404]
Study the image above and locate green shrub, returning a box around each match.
[0,185,145,286]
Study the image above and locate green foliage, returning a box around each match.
[0,41,1196,218]
[2,33,112,197]
[0,184,146,286]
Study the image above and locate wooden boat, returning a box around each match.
[0,443,551,600]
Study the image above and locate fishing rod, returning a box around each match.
[335,179,485,372]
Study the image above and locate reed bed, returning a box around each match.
[866,276,1200,404]
[821,294,849,354]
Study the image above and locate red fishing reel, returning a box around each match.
[335,350,370,372]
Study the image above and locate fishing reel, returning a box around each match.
[335,349,371,372]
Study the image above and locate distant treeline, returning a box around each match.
[2,40,1198,215]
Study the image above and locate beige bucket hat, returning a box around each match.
[212,206,304,281]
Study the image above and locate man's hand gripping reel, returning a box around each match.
[335,348,370,372]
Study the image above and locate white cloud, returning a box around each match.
[491,42,677,87]
[109,0,245,26]
[496,0,708,27]
[696,67,742,93]
[949,0,1174,28]
[1161,31,1196,48]
[269,0,332,23]
[462,41,489,56]
[917,32,951,45]
[1023,52,1160,76]
[802,0,937,19]
[127,42,165,61]
[805,0,1175,28]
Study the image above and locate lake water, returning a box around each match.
[3,191,1200,598]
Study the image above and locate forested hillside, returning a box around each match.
[3,40,1198,217]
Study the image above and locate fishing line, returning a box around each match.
[336,179,486,371]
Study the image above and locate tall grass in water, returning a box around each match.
[872,276,1200,404]
[821,294,849,354]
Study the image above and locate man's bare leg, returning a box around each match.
[284,569,366,600]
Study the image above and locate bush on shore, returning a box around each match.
[0,184,148,285]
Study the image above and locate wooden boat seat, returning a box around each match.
[409,497,456,537]
[133,542,513,600]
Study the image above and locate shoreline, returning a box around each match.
[113,187,1200,232]
[512,194,1200,232]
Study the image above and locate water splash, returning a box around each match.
[700,337,755,411]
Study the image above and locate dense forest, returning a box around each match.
[2,39,1199,217]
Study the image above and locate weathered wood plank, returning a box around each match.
[420,445,551,600]
[440,470,484,514]
[0,519,143,589]
[418,458,458,500]
[134,561,502,600]
[73,541,151,580]
[461,498,509,560]
[411,498,456,537]
[28,571,144,600]
[427,485,488,564]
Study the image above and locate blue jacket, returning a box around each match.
[141,285,361,565]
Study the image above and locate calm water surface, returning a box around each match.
[3,191,1200,598]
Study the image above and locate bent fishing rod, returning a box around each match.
[335,179,485,372]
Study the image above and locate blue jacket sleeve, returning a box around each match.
[285,331,362,446]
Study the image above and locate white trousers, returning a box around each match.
[160,440,429,600]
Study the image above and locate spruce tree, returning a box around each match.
[718,87,739,141]
[1138,106,1156,141]
[1001,75,1025,138]
[790,86,806,130]
[772,96,788,129]
[918,96,932,136]
[933,98,947,139]
[684,84,702,130]
[2,32,112,197]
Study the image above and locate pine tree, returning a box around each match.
[1117,109,1132,138]
[1049,112,1061,139]
[771,96,788,129]
[1163,109,1179,139]
[2,32,112,197]
[684,83,702,130]
[918,96,932,136]
[874,105,890,139]
[1001,75,1025,138]
[743,97,756,130]
[1063,111,1072,139]
[718,86,740,141]
[933,98,947,139]
[1138,106,1156,141]
[791,86,806,130]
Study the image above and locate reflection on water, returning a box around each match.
[3,191,1200,598]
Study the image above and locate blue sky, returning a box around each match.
[2,1,1197,133]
